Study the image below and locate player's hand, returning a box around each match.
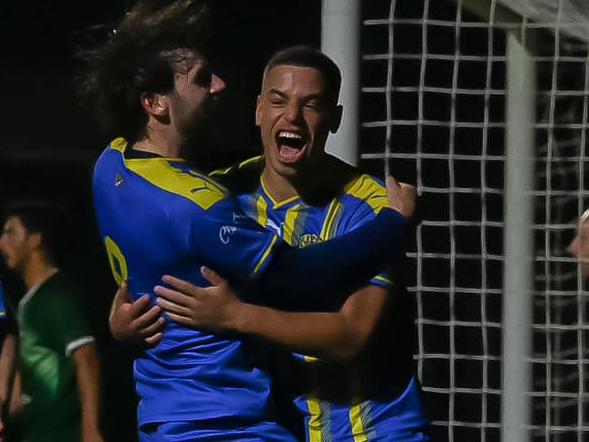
[109,282,164,346]
[386,176,417,218]
[155,267,242,332]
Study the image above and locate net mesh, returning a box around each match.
[360,1,589,441]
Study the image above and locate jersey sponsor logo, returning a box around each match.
[297,233,322,248]
[219,226,237,244]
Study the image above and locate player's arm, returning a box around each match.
[72,342,104,442]
[156,268,388,360]
[200,178,414,301]
[0,332,17,436]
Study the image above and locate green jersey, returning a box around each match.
[17,270,94,442]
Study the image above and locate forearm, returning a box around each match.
[232,303,359,359]
[73,343,102,435]
[233,284,388,360]
[0,334,16,405]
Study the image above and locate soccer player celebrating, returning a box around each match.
[125,47,430,440]
[82,1,415,441]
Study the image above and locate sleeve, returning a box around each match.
[188,200,282,283]
[46,287,94,357]
[254,208,408,298]
[341,200,395,290]
[188,199,407,297]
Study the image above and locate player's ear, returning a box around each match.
[255,95,262,127]
[141,92,168,117]
[329,104,343,133]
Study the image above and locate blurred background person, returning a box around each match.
[0,201,103,442]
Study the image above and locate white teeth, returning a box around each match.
[278,131,303,139]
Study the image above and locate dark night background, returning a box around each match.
[0,1,322,440]
[0,1,527,441]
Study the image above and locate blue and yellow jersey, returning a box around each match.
[93,140,285,428]
[228,157,394,308]
[223,157,429,442]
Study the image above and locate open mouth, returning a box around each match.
[275,130,307,164]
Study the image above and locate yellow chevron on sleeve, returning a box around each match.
[344,175,388,214]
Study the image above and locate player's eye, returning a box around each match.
[305,100,323,110]
[194,66,213,88]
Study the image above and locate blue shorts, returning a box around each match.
[138,419,297,442]
[296,376,430,441]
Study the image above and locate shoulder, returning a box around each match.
[128,158,227,211]
[209,155,264,195]
[342,174,387,214]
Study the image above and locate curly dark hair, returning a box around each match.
[77,0,211,143]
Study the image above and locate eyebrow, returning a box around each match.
[267,89,326,102]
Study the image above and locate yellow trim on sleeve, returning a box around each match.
[126,158,226,210]
[209,155,265,177]
[110,137,128,153]
[344,175,388,214]
[349,404,369,442]
[372,275,394,286]
[252,235,279,276]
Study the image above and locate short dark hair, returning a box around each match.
[264,46,342,104]
[76,0,211,143]
[3,201,71,266]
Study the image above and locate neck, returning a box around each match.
[261,155,354,205]
[134,125,184,158]
[22,255,57,290]
[261,167,299,203]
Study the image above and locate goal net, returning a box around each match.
[359,0,589,441]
